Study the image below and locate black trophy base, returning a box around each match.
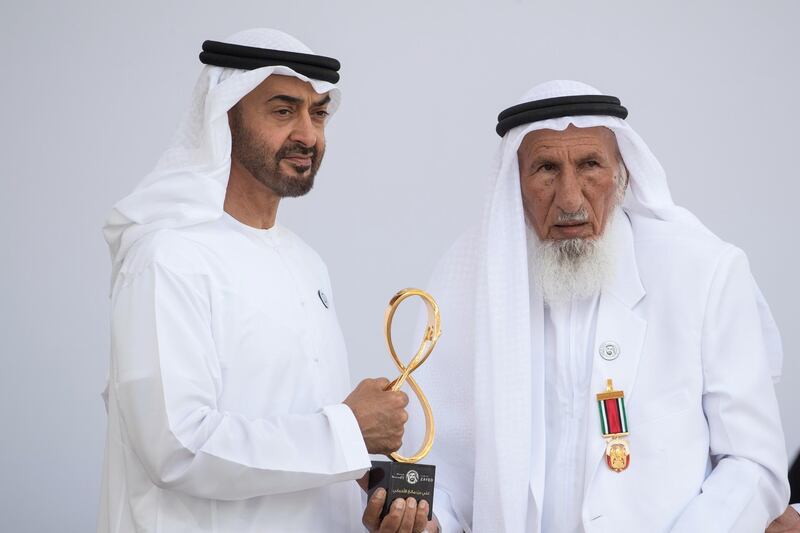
[367,460,435,520]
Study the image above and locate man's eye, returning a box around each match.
[585,160,599,168]
[314,110,330,118]
[274,109,292,117]
[538,163,556,172]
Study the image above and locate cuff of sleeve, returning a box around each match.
[792,503,800,515]
[323,403,371,474]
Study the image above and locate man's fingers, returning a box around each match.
[378,498,406,532]
[397,498,417,533]
[362,488,386,530]
[396,390,410,407]
[412,499,429,533]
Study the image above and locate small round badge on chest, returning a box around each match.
[318,290,329,309]
[599,341,620,361]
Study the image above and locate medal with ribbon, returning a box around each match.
[596,379,631,472]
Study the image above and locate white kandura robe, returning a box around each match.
[536,295,600,533]
[414,210,788,532]
[97,213,371,533]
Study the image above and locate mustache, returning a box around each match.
[277,142,317,160]
[556,208,589,224]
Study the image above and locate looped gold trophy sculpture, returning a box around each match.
[367,288,441,520]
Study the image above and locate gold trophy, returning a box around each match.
[367,288,441,520]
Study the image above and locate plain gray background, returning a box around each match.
[2,1,798,530]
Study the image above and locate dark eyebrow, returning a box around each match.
[312,94,331,107]
[529,154,558,166]
[576,151,606,163]
[267,94,303,105]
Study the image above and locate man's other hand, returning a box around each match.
[344,378,409,454]
[767,506,800,533]
[362,488,437,533]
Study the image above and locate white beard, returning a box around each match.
[528,213,618,305]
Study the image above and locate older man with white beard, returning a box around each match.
[522,126,628,305]
[401,80,791,533]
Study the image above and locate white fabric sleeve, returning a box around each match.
[110,263,370,500]
[434,488,468,533]
[669,247,789,532]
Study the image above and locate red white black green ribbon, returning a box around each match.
[597,379,629,437]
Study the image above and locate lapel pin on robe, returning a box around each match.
[597,379,631,472]
[599,341,621,361]
[318,290,329,309]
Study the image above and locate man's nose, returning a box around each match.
[289,110,317,147]
[554,169,584,214]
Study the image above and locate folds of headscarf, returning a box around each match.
[418,80,783,533]
[103,28,341,289]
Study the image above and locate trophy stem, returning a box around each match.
[368,288,441,520]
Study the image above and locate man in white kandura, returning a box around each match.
[398,80,792,532]
[97,29,431,532]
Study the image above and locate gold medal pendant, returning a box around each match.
[605,437,630,472]
[596,379,631,473]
